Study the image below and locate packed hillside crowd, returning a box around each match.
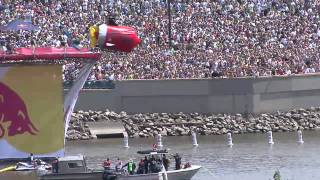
[1,0,320,81]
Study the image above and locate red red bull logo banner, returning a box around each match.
[0,65,64,159]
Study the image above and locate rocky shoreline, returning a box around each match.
[66,107,320,140]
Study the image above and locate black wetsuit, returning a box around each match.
[163,157,170,171]
[143,158,149,174]
[174,155,181,170]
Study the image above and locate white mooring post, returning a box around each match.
[157,134,163,148]
[267,131,274,145]
[297,129,304,144]
[227,132,233,147]
[192,131,199,147]
[123,132,129,148]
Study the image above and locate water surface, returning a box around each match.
[66,131,320,180]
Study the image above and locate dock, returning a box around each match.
[87,121,126,138]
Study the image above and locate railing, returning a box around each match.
[63,73,320,89]
[64,80,115,89]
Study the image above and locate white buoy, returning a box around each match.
[192,131,199,147]
[297,130,304,144]
[123,132,129,148]
[156,134,163,148]
[227,132,233,147]
[267,131,274,145]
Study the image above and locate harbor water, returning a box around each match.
[66,130,320,180]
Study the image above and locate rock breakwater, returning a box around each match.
[66,107,320,140]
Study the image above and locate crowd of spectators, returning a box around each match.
[1,0,320,81]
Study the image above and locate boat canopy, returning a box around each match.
[137,149,169,155]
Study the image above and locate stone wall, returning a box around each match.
[72,74,320,114]
[67,107,320,140]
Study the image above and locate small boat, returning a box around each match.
[116,165,201,180]
[115,149,201,180]
[39,155,103,180]
[37,149,201,180]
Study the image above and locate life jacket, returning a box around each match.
[128,162,133,172]
[104,160,111,168]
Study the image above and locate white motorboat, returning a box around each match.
[39,155,104,180]
[117,165,201,180]
[115,149,201,180]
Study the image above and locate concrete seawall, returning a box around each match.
[72,74,320,114]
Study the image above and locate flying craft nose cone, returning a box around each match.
[94,24,141,52]
[129,32,141,51]
[116,26,141,52]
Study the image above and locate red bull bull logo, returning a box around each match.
[0,65,64,155]
[0,82,39,138]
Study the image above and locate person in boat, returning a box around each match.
[173,153,182,170]
[115,158,123,172]
[155,159,163,173]
[162,154,170,171]
[103,158,112,170]
[184,162,191,169]
[29,153,36,167]
[29,153,34,163]
[122,159,136,175]
[143,156,149,174]
[36,159,42,166]
[136,159,145,174]
[149,156,157,173]
[149,157,162,173]
[52,158,59,173]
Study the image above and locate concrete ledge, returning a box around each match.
[74,74,320,114]
[87,122,125,138]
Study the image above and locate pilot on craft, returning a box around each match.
[122,159,136,175]
[103,158,112,170]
